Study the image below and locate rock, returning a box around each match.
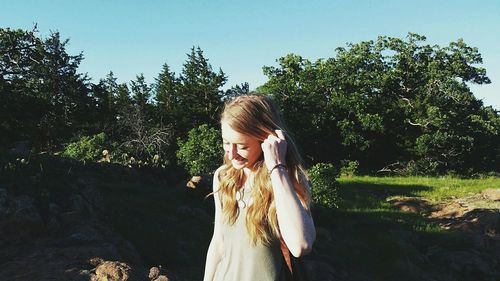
[70,194,92,215]
[149,267,160,279]
[99,150,111,163]
[92,261,131,281]
[49,203,62,217]
[0,195,45,240]
[60,211,82,226]
[482,188,500,201]
[80,186,105,213]
[428,202,466,219]
[148,266,171,281]
[186,176,202,189]
[438,250,493,278]
[46,217,61,234]
[89,257,105,267]
[386,196,432,214]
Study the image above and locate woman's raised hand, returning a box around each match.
[261,129,287,170]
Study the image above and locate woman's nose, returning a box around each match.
[228,144,238,159]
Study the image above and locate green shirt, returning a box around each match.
[214,189,286,281]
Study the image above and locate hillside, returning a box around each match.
[0,155,499,281]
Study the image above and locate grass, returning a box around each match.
[339,175,500,201]
[309,175,500,280]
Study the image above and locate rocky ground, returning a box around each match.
[0,176,166,281]
[385,188,500,281]
[0,156,498,281]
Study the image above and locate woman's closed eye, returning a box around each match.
[223,141,247,148]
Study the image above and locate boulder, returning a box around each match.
[92,261,131,281]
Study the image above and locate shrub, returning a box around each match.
[62,133,106,162]
[176,124,223,175]
[118,119,175,165]
[308,163,340,209]
[340,159,359,177]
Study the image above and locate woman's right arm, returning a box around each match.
[203,167,225,281]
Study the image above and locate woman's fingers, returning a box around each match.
[275,129,285,140]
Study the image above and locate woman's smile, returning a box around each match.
[221,121,263,170]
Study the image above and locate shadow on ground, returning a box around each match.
[1,156,498,281]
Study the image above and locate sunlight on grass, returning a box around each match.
[339,175,500,201]
[336,175,499,236]
[413,223,445,234]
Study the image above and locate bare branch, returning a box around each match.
[407,120,430,128]
[398,95,414,108]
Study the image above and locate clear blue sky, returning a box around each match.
[2,0,499,109]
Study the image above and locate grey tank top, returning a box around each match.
[214,188,286,281]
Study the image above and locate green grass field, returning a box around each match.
[309,175,500,280]
[339,176,500,201]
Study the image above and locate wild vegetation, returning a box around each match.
[1,154,498,280]
[1,26,499,280]
[1,27,498,176]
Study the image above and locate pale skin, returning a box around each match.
[202,122,316,281]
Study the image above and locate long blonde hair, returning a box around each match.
[215,94,311,245]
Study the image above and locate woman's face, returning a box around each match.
[221,121,263,170]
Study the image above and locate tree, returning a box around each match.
[130,73,152,115]
[154,63,179,126]
[0,27,91,150]
[36,31,92,149]
[177,47,227,132]
[91,71,118,133]
[223,82,250,101]
[115,82,132,117]
[260,33,498,174]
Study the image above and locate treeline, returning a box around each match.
[0,26,239,166]
[1,27,498,175]
[259,33,499,175]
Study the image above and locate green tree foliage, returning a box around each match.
[150,48,227,163]
[3,26,497,175]
[130,73,153,116]
[223,82,250,101]
[154,63,179,126]
[176,47,227,131]
[0,27,92,151]
[261,33,499,175]
[308,163,340,209]
[176,124,222,175]
[62,132,106,161]
[91,71,119,133]
[115,83,133,118]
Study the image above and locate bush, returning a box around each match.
[308,163,340,209]
[176,124,223,175]
[62,133,106,162]
[116,108,176,166]
[340,159,359,177]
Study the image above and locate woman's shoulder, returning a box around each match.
[214,165,226,179]
[213,165,227,191]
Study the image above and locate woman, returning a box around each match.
[203,94,316,281]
